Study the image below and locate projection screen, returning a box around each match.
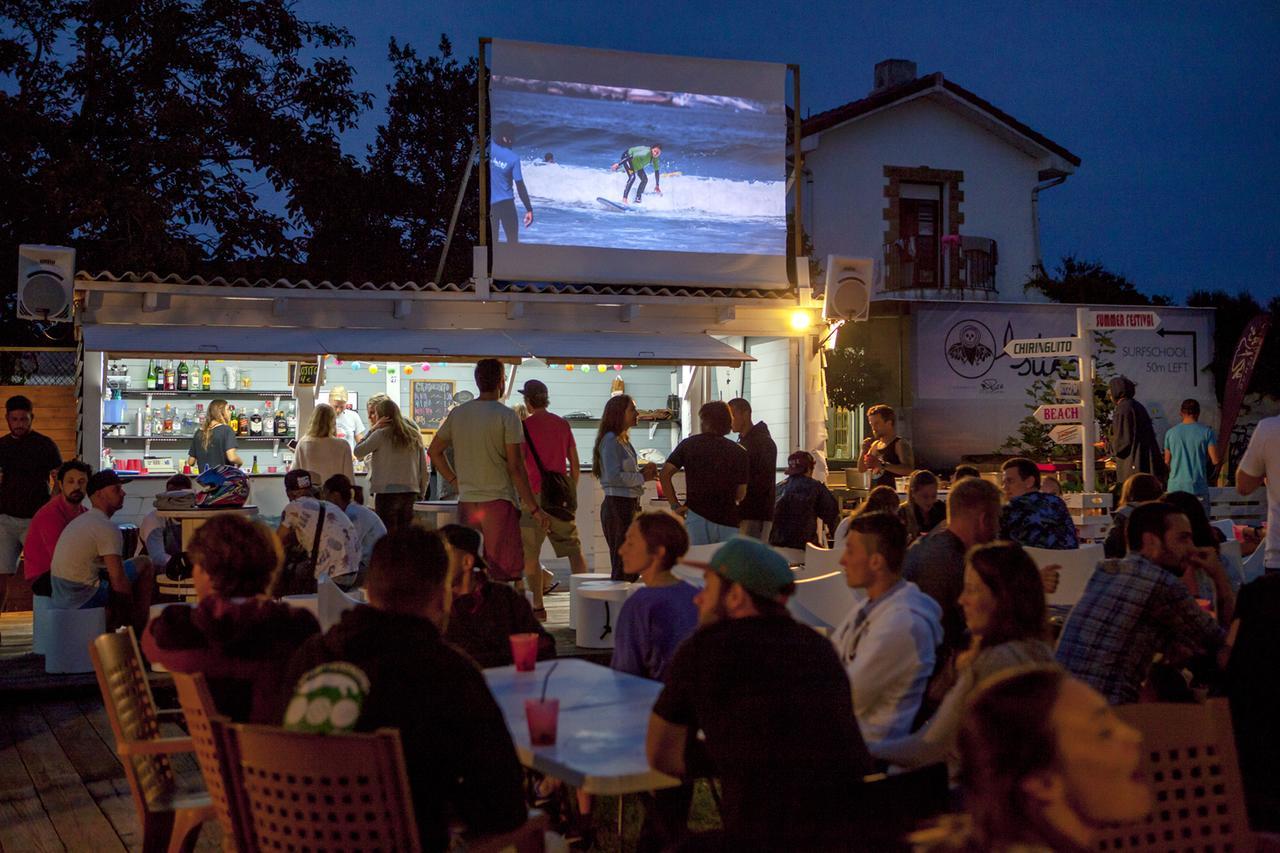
[487,39,789,288]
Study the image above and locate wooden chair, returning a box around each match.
[90,627,215,853]
[170,671,251,852]
[1095,699,1254,852]
[1025,543,1105,608]
[223,721,548,852]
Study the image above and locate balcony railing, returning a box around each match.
[882,236,998,293]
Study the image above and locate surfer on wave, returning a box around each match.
[610,144,662,204]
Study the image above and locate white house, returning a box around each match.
[801,59,1081,303]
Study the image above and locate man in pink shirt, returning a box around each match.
[24,460,92,595]
[517,380,586,620]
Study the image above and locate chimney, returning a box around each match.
[873,59,918,94]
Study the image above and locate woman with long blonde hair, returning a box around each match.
[186,399,243,472]
[592,394,658,579]
[354,396,428,533]
[294,402,354,485]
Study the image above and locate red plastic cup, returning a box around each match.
[509,633,539,672]
[524,698,559,746]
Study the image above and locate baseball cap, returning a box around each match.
[707,537,793,600]
[87,469,124,496]
[518,379,548,398]
[284,469,314,492]
[440,524,488,569]
[785,450,815,476]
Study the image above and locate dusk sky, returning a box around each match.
[299,0,1279,304]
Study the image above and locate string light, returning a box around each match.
[368,365,378,374]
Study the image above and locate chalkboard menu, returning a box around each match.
[288,361,320,386]
[411,379,455,430]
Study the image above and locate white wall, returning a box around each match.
[804,96,1058,302]
[745,337,792,468]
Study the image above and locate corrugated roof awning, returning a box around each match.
[83,325,752,367]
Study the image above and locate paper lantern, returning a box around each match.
[580,364,591,373]
[334,358,344,365]
[403,365,413,375]
[368,365,379,375]
[613,364,623,371]
[565,364,575,372]
[422,363,431,371]
[352,361,362,369]
[597,364,607,373]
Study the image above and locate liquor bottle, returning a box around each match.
[146,360,157,391]
[249,408,264,436]
[286,402,297,435]
[251,455,260,474]
[238,409,250,436]
[163,361,175,391]
[152,407,163,436]
[177,360,189,391]
[142,405,153,437]
[201,360,212,391]
[274,407,287,437]
[163,404,174,435]
[228,406,238,433]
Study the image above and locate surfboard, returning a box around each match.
[596,197,633,212]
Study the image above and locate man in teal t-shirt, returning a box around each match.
[1163,398,1219,502]
[611,144,662,204]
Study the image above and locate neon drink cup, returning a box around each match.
[509,633,539,672]
[524,698,559,746]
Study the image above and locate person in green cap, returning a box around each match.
[610,144,663,204]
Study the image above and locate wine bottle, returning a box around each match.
[251,455,260,474]
[201,360,212,391]
[146,360,157,390]
[177,360,189,391]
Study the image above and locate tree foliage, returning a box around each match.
[1185,289,1280,400]
[1025,255,1172,306]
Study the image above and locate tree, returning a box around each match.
[1185,289,1280,401]
[1025,255,1172,306]
[365,36,478,284]
[0,0,371,292]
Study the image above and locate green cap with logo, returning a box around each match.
[708,537,793,599]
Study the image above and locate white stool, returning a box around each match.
[32,594,52,655]
[576,582,630,649]
[44,607,107,674]
[568,573,612,630]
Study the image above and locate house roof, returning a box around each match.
[75,270,793,300]
[802,72,1081,167]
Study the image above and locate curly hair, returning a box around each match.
[188,514,283,597]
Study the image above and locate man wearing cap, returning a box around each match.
[277,469,361,591]
[430,359,548,586]
[49,470,154,632]
[0,394,63,603]
[516,379,586,620]
[647,537,874,850]
[440,524,555,667]
[769,450,841,550]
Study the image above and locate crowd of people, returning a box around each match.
[2,366,1279,851]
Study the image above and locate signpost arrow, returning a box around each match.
[1053,379,1082,400]
[1086,310,1162,331]
[1003,336,1081,359]
[1049,424,1084,445]
[1034,404,1083,425]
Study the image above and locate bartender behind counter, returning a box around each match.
[188,399,242,472]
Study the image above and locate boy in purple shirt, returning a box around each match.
[611,511,697,682]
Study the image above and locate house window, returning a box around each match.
[900,195,941,287]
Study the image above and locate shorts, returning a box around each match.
[685,510,739,547]
[459,499,523,583]
[0,514,31,575]
[521,499,583,561]
[82,558,141,609]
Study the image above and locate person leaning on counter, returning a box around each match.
[188,399,242,472]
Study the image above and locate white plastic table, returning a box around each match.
[483,658,680,796]
[155,505,259,549]
[412,500,459,530]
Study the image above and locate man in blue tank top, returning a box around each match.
[489,122,534,242]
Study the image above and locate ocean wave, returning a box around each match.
[520,161,784,219]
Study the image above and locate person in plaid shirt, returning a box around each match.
[1056,501,1233,704]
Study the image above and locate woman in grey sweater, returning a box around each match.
[353,397,427,534]
[872,541,1055,772]
[592,394,657,580]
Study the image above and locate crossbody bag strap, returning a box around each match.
[522,422,550,475]
[310,501,327,569]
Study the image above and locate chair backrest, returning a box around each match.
[1210,519,1237,542]
[682,543,721,564]
[90,627,177,813]
[789,570,859,630]
[172,671,249,852]
[228,722,422,852]
[1024,544,1105,608]
[798,542,843,581]
[317,575,361,631]
[1095,699,1253,852]
[1240,544,1266,585]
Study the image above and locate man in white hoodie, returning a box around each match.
[831,510,943,745]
